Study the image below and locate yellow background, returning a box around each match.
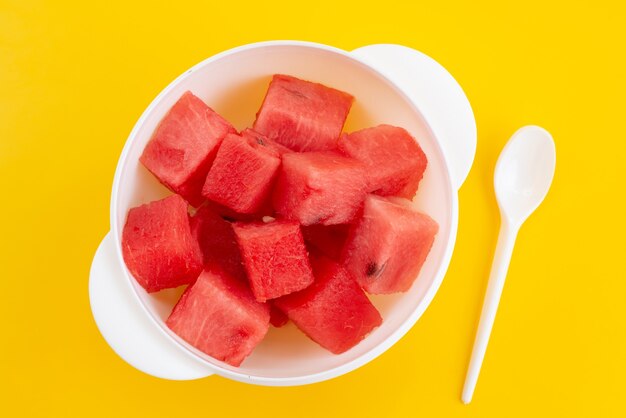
[1,0,625,416]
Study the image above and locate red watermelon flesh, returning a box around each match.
[122,195,202,293]
[240,128,292,155]
[189,206,247,282]
[233,220,314,302]
[274,256,382,354]
[253,74,354,152]
[338,124,428,199]
[269,303,289,328]
[166,266,270,366]
[341,195,439,294]
[203,199,274,222]
[272,151,368,226]
[202,133,281,214]
[140,91,236,207]
[301,223,351,260]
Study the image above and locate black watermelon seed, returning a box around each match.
[366,262,378,277]
[366,261,388,279]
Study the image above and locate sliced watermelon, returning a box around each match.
[140,91,236,207]
[338,124,428,198]
[233,220,314,302]
[301,223,351,260]
[122,195,202,293]
[253,75,354,152]
[166,266,270,366]
[272,151,368,225]
[269,303,289,328]
[189,206,247,282]
[202,133,281,214]
[274,256,382,354]
[341,195,439,294]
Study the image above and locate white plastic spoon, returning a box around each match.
[462,125,556,404]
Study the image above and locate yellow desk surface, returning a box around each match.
[1,1,624,416]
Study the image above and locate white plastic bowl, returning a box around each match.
[89,41,476,385]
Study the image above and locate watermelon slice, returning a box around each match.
[341,195,439,294]
[253,75,354,152]
[140,91,236,207]
[301,223,351,260]
[166,266,270,366]
[189,206,247,282]
[233,220,314,302]
[202,133,281,214]
[338,124,428,198]
[272,151,368,225]
[274,256,382,354]
[269,303,289,328]
[122,195,202,293]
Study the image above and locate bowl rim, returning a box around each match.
[110,40,458,386]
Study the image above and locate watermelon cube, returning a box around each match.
[301,223,351,260]
[140,91,236,207]
[202,132,281,214]
[122,195,202,293]
[166,267,270,366]
[189,206,247,282]
[338,124,428,199]
[341,195,439,294]
[274,256,382,354]
[253,75,354,152]
[272,152,368,225]
[233,220,314,302]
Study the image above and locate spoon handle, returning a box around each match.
[462,220,519,404]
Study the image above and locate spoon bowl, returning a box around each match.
[495,125,556,226]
